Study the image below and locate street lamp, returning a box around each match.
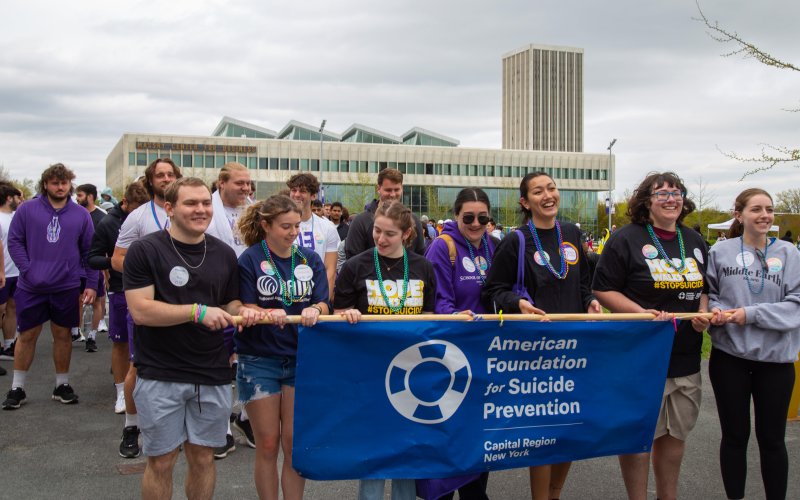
[319,119,326,202]
[607,138,617,234]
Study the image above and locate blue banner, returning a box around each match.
[294,320,674,480]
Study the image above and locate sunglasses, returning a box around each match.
[462,213,491,225]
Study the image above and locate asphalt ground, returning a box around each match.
[0,326,798,499]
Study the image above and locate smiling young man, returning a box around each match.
[206,162,252,257]
[286,173,340,299]
[124,177,260,499]
[344,168,426,259]
[2,164,98,410]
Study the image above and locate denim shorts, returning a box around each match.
[236,354,296,403]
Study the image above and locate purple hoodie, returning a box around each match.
[425,221,496,314]
[9,195,98,294]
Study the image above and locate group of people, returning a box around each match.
[0,161,797,500]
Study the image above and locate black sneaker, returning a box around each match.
[233,414,256,448]
[52,383,79,404]
[119,425,141,458]
[85,338,97,353]
[2,387,26,410]
[213,433,236,459]
[0,341,14,360]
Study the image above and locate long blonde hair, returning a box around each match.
[375,200,417,245]
[238,194,301,247]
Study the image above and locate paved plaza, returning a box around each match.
[0,326,798,499]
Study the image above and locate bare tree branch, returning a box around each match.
[694,1,799,72]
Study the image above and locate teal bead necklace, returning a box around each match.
[646,223,687,273]
[261,240,310,306]
[740,237,767,295]
[373,247,409,313]
[527,219,568,280]
[463,233,492,284]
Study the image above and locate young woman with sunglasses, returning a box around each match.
[706,188,800,500]
[333,200,436,500]
[422,188,497,499]
[592,171,710,500]
[235,194,330,500]
[482,172,599,500]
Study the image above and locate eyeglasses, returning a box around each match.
[462,213,491,225]
[651,190,685,201]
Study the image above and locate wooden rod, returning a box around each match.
[230,312,718,325]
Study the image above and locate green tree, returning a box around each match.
[696,2,799,176]
[775,188,800,213]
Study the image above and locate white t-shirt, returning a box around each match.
[294,213,340,264]
[206,191,250,257]
[116,201,169,249]
[0,211,19,278]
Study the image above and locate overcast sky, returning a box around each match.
[1,0,798,212]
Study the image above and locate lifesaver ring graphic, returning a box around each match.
[385,340,472,424]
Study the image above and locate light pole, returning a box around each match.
[319,119,326,202]
[607,138,617,234]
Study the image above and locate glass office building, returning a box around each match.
[107,117,613,231]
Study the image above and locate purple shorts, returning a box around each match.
[15,286,81,332]
[96,275,106,298]
[0,276,18,304]
[127,311,135,360]
[107,292,128,343]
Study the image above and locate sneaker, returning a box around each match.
[114,392,126,414]
[52,383,79,404]
[119,425,141,459]
[0,341,15,360]
[2,387,26,410]
[213,433,236,459]
[85,338,97,353]
[71,328,85,342]
[98,319,108,332]
[233,414,256,448]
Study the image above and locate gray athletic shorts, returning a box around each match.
[133,377,232,457]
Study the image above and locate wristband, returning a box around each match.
[310,304,323,314]
[198,304,207,323]
[195,304,202,323]
[191,304,198,322]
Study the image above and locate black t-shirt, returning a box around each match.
[88,207,105,230]
[123,231,239,385]
[482,222,594,314]
[334,248,436,314]
[592,223,708,377]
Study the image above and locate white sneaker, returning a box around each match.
[98,319,108,332]
[71,328,85,342]
[115,392,126,414]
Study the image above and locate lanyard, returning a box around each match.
[151,201,165,230]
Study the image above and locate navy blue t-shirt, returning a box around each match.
[235,243,329,357]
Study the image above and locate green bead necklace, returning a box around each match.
[373,247,409,313]
[646,223,687,273]
[261,240,310,306]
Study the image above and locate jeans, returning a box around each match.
[358,479,416,500]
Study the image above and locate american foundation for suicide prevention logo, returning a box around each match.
[385,340,471,424]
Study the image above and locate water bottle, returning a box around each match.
[82,304,93,335]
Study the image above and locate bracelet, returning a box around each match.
[310,304,323,314]
[198,304,207,323]
[194,304,202,323]
[191,304,198,322]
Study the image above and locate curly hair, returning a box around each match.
[626,171,695,225]
[286,173,320,195]
[38,163,76,197]
[238,194,302,247]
